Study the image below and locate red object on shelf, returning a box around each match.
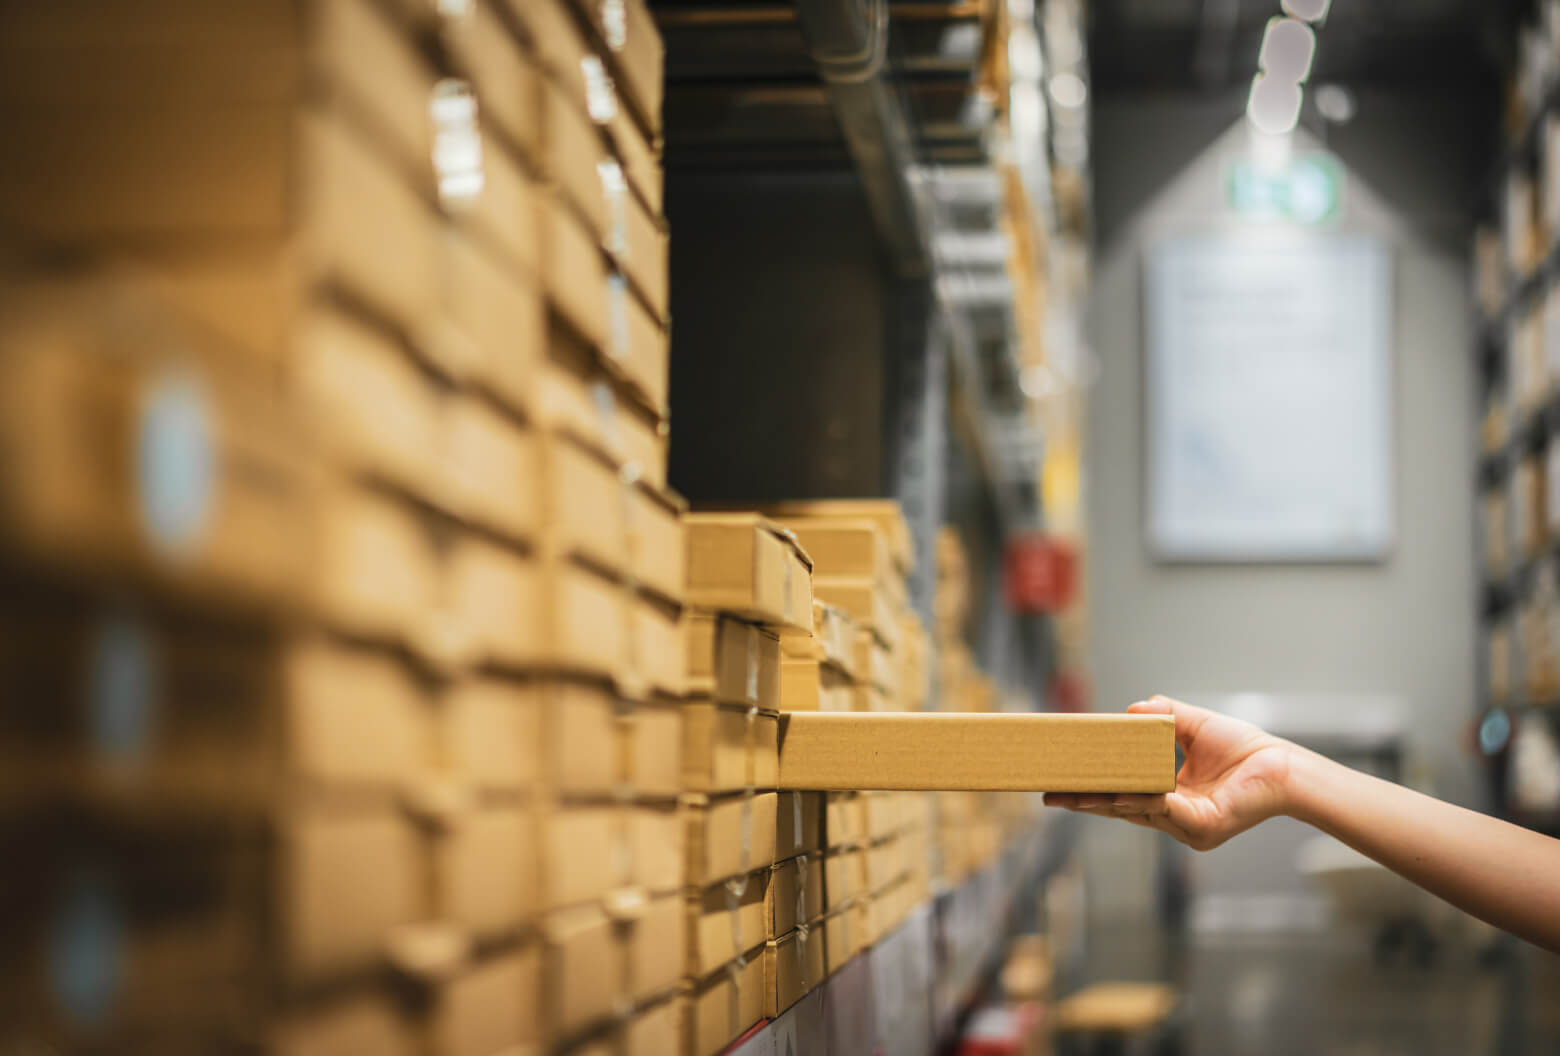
[955,1002,1047,1056]
[1004,535,1077,613]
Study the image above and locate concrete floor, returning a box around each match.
[1074,921,1560,1056]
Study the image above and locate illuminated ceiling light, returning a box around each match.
[1314,83,1356,124]
[1048,72,1088,109]
[1258,17,1316,82]
[1247,74,1303,136]
[1281,0,1332,22]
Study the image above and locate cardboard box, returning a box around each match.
[686,954,766,1056]
[573,0,664,139]
[457,123,544,292]
[438,803,538,937]
[441,676,538,794]
[543,807,630,910]
[865,838,908,896]
[0,282,312,610]
[628,891,686,1003]
[536,679,622,798]
[440,535,538,670]
[754,712,780,790]
[426,946,541,1056]
[682,701,754,795]
[543,190,611,353]
[605,265,672,415]
[286,637,435,791]
[538,75,613,239]
[685,514,814,634]
[769,520,894,587]
[686,614,782,709]
[1052,983,1177,1034]
[780,659,854,713]
[539,429,627,575]
[501,0,600,122]
[820,904,866,977]
[813,580,899,653]
[758,501,913,576]
[433,0,541,163]
[687,870,768,977]
[442,393,539,545]
[633,801,685,894]
[543,905,623,1042]
[766,927,826,1017]
[609,184,669,323]
[525,559,628,678]
[767,854,826,939]
[606,99,664,217]
[624,994,684,1056]
[826,793,868,850]
[631,697,684,799]
[775,791,825,860]
[854,631,897,696]
[536,320,667,488]
[824,850,866,912]
[776,713,1176,793]
[314,484,438,655]
[437,228,545,418]
[281,808,422,982]
[685,793,779,886]
[632,594,686,696]
[629,483,684,603]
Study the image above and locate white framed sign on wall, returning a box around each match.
[1144,232,1394,562]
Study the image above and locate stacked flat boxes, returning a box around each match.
[0,0,681,1052]
[681,513,816,1054]
[762,503,934,960]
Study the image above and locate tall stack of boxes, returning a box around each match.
[0,0,685,1052]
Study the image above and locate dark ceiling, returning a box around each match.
[1087,0,1525,98]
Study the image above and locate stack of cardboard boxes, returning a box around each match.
[681,512,822,1054]
[0,0,684,1052]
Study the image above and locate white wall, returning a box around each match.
[1082,96,1480,919]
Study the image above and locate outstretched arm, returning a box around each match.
[1044,696,1560,954]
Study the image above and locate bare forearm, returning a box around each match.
[1284,746,1560,953]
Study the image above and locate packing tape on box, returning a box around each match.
[430,79,484,211]
[593,381,621,456]
[581,55,618,125]
[607,273,632,368]
[745,629,759,705]
[726,957,743,1036]
[725,874,748,960]
[796,921,811,991]
[745,706,758,788]
[602,0,627,50]
[438,0,472,16]
[739,794,753,876]
[599,162,630,259]
[794,854,808,928]
[138,370,214,558]
[791,793,803,857]
[612,806,635,889]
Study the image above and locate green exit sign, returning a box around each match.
[1226,153,1344,225]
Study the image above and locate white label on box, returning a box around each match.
[137,371,213,556]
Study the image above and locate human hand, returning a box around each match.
[1043,696,1297,850]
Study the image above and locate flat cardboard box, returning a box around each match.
[823,850,865,912]
[820,904,866,977]
[281,807,422,983]
[681,701,754,795]
[438,227,545,419]
[632,801,685,894]
[767,854,826,939]
[539,75,613,239]
[628,891,686,1003]
[443,393,538,545]
[525,559,628,679]
[687,870,768,977]
[574,0,664,139]
[543,807,630,910]
[285,637,433,790]
[864,838,907,896]
[684,793,779,886]
[757,501,913,576]
[543,190,612,353]
[768,520,894,589]
[765,927,826,1018]
[685,514,814,634]
[631,697,684,798]
[607,100,664,217]
[540,679,622,799]
[853,631,897,696]
[539,429,627,575]
[442,676,539,794]
[686,614,781,709]
[438,803,538,938]
[687,954,766,1056]
[605,265,671,414]
[779,659,854,713]
[435,0,541,162]
[825,793,867,851]
[632,594,686,697]
[501,0,599,122]
[426,946,541,1056]
[776,713,1176,793]
[314,484,438,655]
[542,904,623,1042]
[774,791,825,860]
[440,536,539,670]
[629,483,685,603]
[813,580,898,653]
[625,994,684,1056]
[609,183,669,323]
